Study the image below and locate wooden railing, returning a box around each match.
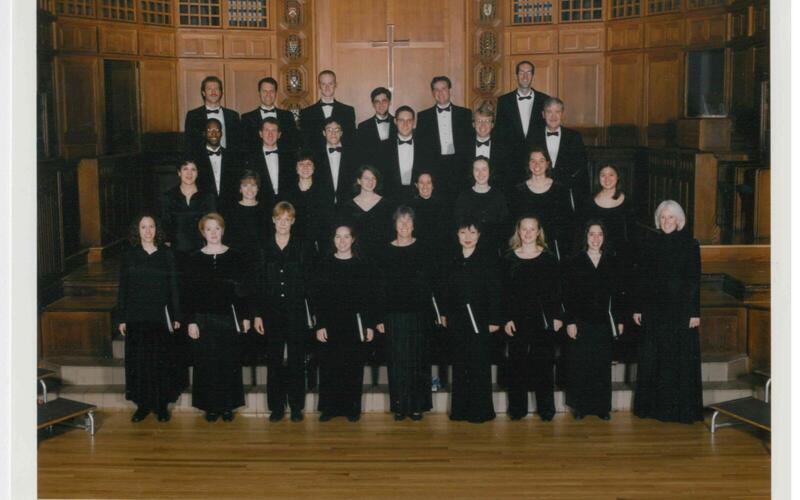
[38,158,66,281]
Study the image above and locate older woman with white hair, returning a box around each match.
[632,200,703,424]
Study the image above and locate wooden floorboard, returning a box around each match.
[38,411,770,499]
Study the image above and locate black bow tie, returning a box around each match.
[321,102,334,108]
[398,139,413,146]
[475,140,490,147]
[517,95,532,101]
[264,149,278,156]
[206,108,220,114]
[260,107,275,113]
[328,146,342,153]
[375,116,391,124]
[547,131,559,137]
[437,105,451,113]
[207,149,222,156]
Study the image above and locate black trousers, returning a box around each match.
[506,320,555,418]
[265,324,307,413]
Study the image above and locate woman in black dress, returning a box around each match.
[222,170,270,266]
[502,215,562,421]
[312,224,379,422]
[509,147,575,261]
[633,200,703,424]
[337,165,394,386]
[441,219,503,423]
[453,156,510,257]
[376,206,434,421]
[185,213,251,422]
[117,214,183,423]
[578,164,637,260]
[284,151,332,256]
[562,221,626,421]
[161,160,217,262]
[253,202,314,423]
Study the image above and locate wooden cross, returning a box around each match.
[370,24,410,91]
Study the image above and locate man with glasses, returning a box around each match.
[314,117,357,205]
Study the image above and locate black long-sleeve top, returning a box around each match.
[453,187,511,256]
[117,245,181,325]
[502,250,561,329]
[160,187,217,254]
[221,202,271,260]
[577,196,638,258]
[509,181,575,259]
[377,241,435,318]
[253,235,314,329]
[183,249,250,325]
[562,251,628,326]
[311,255,381,338]
[634,229,701,318]
[284,181,333,254]
[441,250,504,329]
[336,197,394,262]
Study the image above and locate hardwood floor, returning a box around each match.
[38,411,770,499]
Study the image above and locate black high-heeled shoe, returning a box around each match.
[156,407,171,422]
[205,412,220,422]
[131,407,150,422]
[410,413,423,421]
[221,410,235,422]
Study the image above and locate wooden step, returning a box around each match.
[41,296,117,358]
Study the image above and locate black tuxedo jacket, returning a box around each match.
[495,89,550,147]
[531,125,589,208]
[184,106,241,154]
[415,104,474,196]
[381,135,432,204]
[194,147,243,210]
[240,107,300,156]
[356,115,397,171]
[471,133,514,195]
[313,144,359,206]
[245,149,298,209]
[299,100,357,151]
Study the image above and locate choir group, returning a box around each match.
[116,62,704,426]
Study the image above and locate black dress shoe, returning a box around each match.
[509,414,524,421]
[222,410,235,422]
[599,413,611,420]
[347,413,361,422]
[410,413,423,421]
[394,413,406,421]
[156,408,171,422]
[290,410,303,422]
[319,413,333,422]
[269,412,284,422]
[539,413,555,422]
[205,412,220,422]
[131,407,150,422]
[573,412,584,420]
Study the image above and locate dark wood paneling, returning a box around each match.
[644,50,683,146]
[38,159,66,280]
[55,55,102,159]
[606,21,643,51]
[507,28,557,54]
[224,32,275,59]
[558,54,603,129]
[56,20,98,53]
[558,25,605,53]
[605,52,643,145]
[645,17,684,48]
[686,14,727,46]
[140,59,179,133]
[224,61,277,116]
[99,24,138,55]
[139,28,176,57]
[178,59,226,128]
[699,306,747,355]
[177,30,225,57]
[747,306,770,370]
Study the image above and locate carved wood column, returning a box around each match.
[277,0,315,123]
[469,0,504,111]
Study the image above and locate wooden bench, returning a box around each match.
[38,398,98,436]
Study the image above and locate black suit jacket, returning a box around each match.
[381,135,432,204]
[240,107,300,156]
[471,133,514,195]
[415,104,474,196]
[531,125,589,209]
[495,89,550,175]
[313,144,359,206]
[299,100,357,151]
[184,106,242,154]
[194,147,243,210]
[245,149,298,209]
[356,115,397,171]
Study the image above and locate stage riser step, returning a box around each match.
[54,383,753,416]
[54,357,746,387]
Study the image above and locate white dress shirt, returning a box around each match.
[263,146,280,195]
[475,136,491,159]
[326,143,342,199]
[206,106,227,148]
[376,115,391,141]
[435,104,455,155]
[260,106,277,119]
[207,146,222,194]
[321,99,334,119]
[516,91,535,139]
[397,134,415,186]
[545,126,561,168]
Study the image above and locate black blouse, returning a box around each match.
[635,230,701,318]
[441,250,503,329]
[562,251,627,327]
[377,241,435,317]
[578,196,638,258]
[183,249,250,325]
[161,186,216,255]
[509,180,575,259]
[502,250,561,329]
[221,202,271,261]
[284,181,334,254]
[453,187,511,256]
[336,197,394,262]
[311,255,381,336]
[117,245,180,325]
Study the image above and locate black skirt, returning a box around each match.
[566,320,613,416]
[385,312,433,415]
[125,321,186,408]
[190,313,245,412]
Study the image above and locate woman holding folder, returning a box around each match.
[562,221,626,420]
[184,213,250,423]
[312,224,379,422]
[440,219,503,423]
[117,214,184,423]
[502,215,562,421]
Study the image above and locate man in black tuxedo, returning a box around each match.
[184,76,241,154]
[415,76,474,202]
[531,97,589,210]
[355,87,396,174]
[193,118,241,210]
[299,70,356,151]
[471,104,512,195]
[379,105,432,205]
[495,61,550,187]
[241,77,300,155]
[245,117,297,209]
[313,117,358,205]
